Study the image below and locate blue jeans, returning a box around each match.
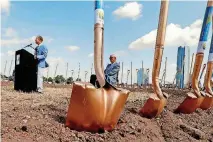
[37,67,44,92]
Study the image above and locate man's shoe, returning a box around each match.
[37,89,43,94]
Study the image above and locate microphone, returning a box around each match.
[24,43,33,48]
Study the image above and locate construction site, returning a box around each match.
[1,0,213,142]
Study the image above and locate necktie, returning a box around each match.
[34,46,39,59]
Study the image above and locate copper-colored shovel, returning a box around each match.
[139,0,169,118]
[65,82,129,132]
[175,1,213,114]
[66,0,130,132]
[200,33,213,109]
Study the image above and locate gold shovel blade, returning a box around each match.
[175,92,204,114]
[200,93,213,110]
[65,82,129,132]
[139,93,167,118]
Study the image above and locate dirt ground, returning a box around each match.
[1,83,213,142]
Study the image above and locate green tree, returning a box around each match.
[76,78,81,81]
[66,77,73,84]
[43,77,48,82]
[54,75,65,84]
[47,77,53,83]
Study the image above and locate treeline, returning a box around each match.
[1,74,82,84]
[43,75,81,84]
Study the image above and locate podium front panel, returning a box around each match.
[14,49,37,92]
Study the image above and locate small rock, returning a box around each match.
[12,107,17,111]
[119,132,125,137]
[85,135,89,140]
[61,127,66,133]
[14,127,20,132]
[118,119,125,123]
[36,136,43,141]
[98,138,104,142]
[130,125,135,130]
[77,133,84,139]
[130,131,136,135]
[137,128,142,132]
[23,119,28,123]
[8,114,14,118]
[21,126,27,132]
[25,115,31,119]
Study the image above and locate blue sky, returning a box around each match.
[1,1,210,84]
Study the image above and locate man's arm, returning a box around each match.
[104,64,110,74]
[37,46,48,60]
[105,63,120,76]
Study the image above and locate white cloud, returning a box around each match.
[1,38,32,48]
[1,30,35,48]
[105,5,110,9]
[65,46,80,52]
[113,2,142,20]
[88,53,94,57]
[7,50,15,56]
[47,57,64,66]
[44,57,65,77]
[0,53,5,57]
[165,63,177,83]
[1,33,54,48]
[3,28,17,37]
[129,19,202,50]
[31,36,36,41]
[0,0,10,14]
[170,63,177,68]
[47,38,54,43]
[113,50,127,57]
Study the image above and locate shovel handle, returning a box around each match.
[152,0,169,99]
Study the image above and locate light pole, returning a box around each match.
[4,60,7,78]
[9,60,13,76]
[77,62,80,81]
[136,69,139,86]
[164,57,167,86]
[85,71,88,82]
[142,60,144,85]
[70,70,74,79]
[66,62,69,80]
[91,63,93,76]
[127,69,130,86]
[121,62,123,84]
[131,62,132,87]
[145,69,150,86]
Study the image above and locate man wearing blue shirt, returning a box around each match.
[34,36,48,93]
[104,54,120,86]
[90,54,120,88]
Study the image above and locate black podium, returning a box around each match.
[14,49,37,92]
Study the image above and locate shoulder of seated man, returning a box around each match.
[40,45,47,49]
[114,62,120,67]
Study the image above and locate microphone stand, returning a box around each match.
[29,45,36,50]
[23,44,36,50]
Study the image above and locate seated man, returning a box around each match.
[90,54,120,88]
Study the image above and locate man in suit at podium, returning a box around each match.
[34,35,48,93]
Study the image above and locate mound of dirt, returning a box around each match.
[1,86,213,142]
